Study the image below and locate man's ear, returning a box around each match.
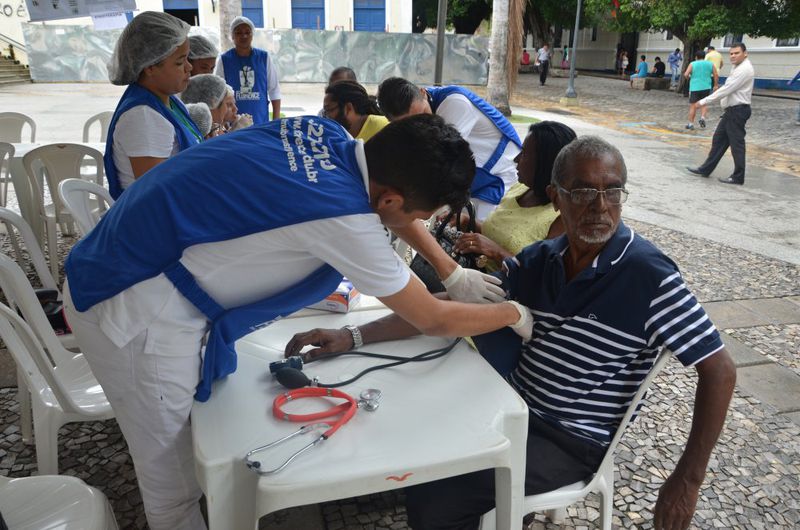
[546,184,560,211]
[373,188,406,213]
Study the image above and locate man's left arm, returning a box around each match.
[653,348,736,530]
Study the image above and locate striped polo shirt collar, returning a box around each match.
[549,222,635,277]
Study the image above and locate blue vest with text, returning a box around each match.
[67,117,372,400]
[427,86,522,205]
[221,47,271,125]
[104,83,202,199]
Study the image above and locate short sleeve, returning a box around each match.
[644,270,724,366]
[114,106,176,159]
[214,57,225,78]
[436,94,479,139]
[266,54,281,101]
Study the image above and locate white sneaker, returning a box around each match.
[685,123,694,130]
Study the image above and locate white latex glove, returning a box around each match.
[231,113,254,131]
[442,265,506,304]
[507,300,534,342]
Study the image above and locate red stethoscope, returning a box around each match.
[244,387,381,475]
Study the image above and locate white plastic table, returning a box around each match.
[191,308,529,530]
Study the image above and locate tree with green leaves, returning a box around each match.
[413,0,492,34]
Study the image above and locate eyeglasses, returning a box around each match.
[556,185,629,205]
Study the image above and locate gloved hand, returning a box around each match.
[507,300,534,342]
[231,113,254,131]
[442,265,505,303]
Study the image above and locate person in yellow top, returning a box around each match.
[704,45,724,73]
[323,80,389,141]
[453,121,577,271]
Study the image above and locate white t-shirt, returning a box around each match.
[90,142,409,356]
[112,105,180,190]
[214,50,282,101]
[435,93,520,219]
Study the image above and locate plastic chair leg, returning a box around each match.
[598,486,613,530]
[2,221,24,266]
[32,400,61,475]
[17,368,32,443]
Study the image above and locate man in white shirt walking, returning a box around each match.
[687,42,755,185]
[535,44,552,86]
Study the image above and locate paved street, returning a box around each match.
[0,78,798,529]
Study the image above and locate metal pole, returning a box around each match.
[564,0,583,98]
[434,0,448,86]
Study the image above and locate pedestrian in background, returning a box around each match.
[705,45,724,73]
[684,50,718,130]
[667,48,683,88]
[788,69,800,125]
[535,44,552,86]
[688,43,755,185]
[619,50,629,78]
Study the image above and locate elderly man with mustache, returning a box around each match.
[285,135,736,530]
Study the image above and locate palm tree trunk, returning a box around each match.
[218,0,241,53]
[487,0,525,116]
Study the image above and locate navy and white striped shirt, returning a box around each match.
[502,222,723,447]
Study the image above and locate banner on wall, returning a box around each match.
[24,0,135,22]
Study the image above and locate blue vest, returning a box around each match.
[427,86,522,205]
[104,83,202,199]
[221,48,271,125]
[67,117,373,401]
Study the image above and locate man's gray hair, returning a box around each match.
[551,135,627,186]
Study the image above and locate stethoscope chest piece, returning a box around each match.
[358,388,382,411]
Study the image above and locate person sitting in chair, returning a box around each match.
[285,136,736,530]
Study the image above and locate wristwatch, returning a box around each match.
[343,325,363,349]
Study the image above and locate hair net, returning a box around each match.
[180,74,228,109]
[108,11,191,86]
[186,103,212,137]
[230,16,255,36]
[188,35,219,60]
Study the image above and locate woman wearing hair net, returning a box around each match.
[187,34,218,75]
[105,11,202,199]
[181,74,253,133]
[215,15,281,125]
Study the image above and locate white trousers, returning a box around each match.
[64,287,208,530]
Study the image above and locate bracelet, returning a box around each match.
[343,325,363,349]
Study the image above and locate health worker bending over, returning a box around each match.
[104,11,203,199]
[63,114,534,530]
[378,77,521,222]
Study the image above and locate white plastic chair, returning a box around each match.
[0,142,13,207]
[22,143,104,281]
[0,474,118,529]
[58,179,115,237]
[82,111,114,142]
[0,254,113,475]
[480,352,672,530]
[0,207,79,444]
[0,111,36,142]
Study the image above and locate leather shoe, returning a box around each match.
[718,177,744,185]
[686,167,709,177]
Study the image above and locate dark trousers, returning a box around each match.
[698,104,751,182]
[405,416,606,530]
[539,60,550,85]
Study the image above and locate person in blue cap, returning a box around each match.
[104,11,203,199]
[377,77,521,223]
[215,15,281,125]
[63,114,533,530]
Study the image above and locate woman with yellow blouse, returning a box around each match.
[322,80,389,141]
[453,121,576,271]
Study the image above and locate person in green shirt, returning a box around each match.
[684,50,719,129]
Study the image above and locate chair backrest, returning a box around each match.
[0,301,76,413]
[0,207,58,290]
[586,351,672,485]
[0,252,74,367]
[58,179,115,236]
[22,143,105,219]
[82,111,114,143]
[0,142,13,169]
[0,112,36,142]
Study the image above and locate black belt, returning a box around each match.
[725,103,751,109]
